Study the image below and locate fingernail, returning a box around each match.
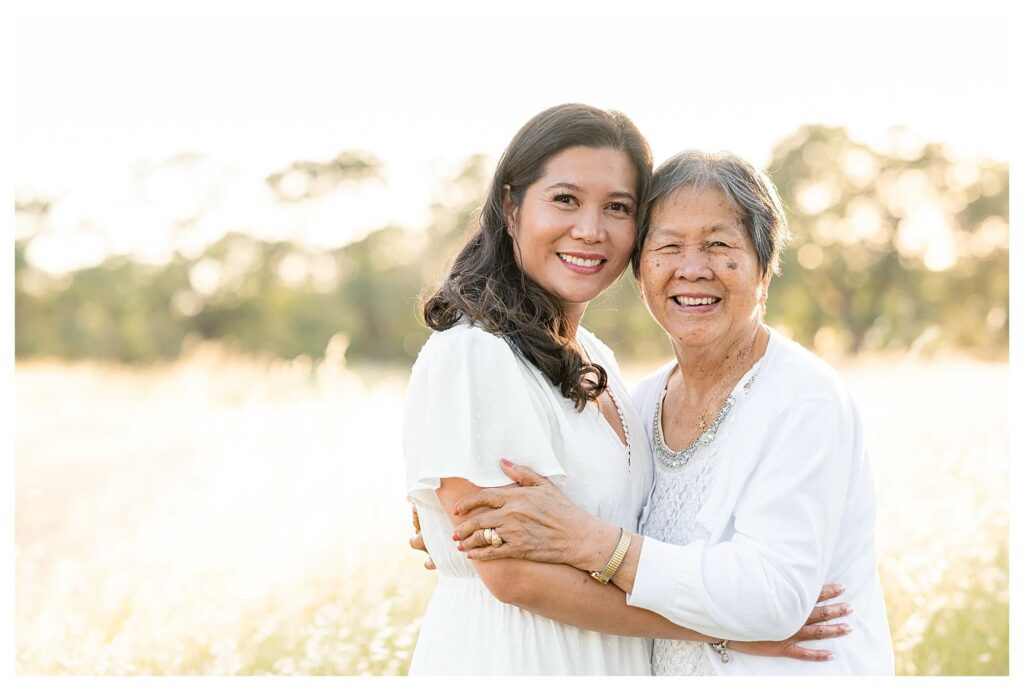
[457,543,464,551]
[466,552,473,559]
[826,653,835,661]
[840,624,851,634]
[452,531,460,541]
[844,605,854,614]
[453,506,460,516]
[500,459,513,468]
[835,584,845,592]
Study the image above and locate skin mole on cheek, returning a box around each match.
[726,261,738,270]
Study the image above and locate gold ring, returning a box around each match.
[483,528,503,548]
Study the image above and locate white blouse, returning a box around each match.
[629,327,895,675]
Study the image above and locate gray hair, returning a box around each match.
[632,150,789,278]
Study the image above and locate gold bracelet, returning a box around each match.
[590,528,631,584]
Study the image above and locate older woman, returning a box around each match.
[449,150,895,674]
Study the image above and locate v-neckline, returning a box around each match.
[578,334,631,461]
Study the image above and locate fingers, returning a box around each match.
[499,459,552,487]
[455,529,493,552]
[463,544,512,562]
[783,616,851,662]
[783,645,836,662]
[454,488,508,516]
[806,602,853,625]
[794,622,852,642]
[409,531,427,553]
[411,504,435,570]
[452,510,502,541]
[817,582,845,602]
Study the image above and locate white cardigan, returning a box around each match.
[627,328,894,674]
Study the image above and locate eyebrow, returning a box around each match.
[649,222,744,238]
[545,182,637,204]
[706,222,743,234]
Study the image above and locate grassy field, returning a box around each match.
[15,347,1008,675]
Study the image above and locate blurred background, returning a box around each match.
[14,3,1010,676]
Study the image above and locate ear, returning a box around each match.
[758,271,773,305]
[635,263,648,304]
[501,184,517,235]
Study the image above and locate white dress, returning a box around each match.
[404,321,655,675]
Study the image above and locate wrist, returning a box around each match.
[574,517,622,573]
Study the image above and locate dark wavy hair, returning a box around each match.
[422,104,652,411]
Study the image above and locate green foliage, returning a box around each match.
[905,545,1009,675]
[766,125,1008,355]
[14,129,1008,364]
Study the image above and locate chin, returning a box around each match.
[558,287,605,305]
[663,321,719,346]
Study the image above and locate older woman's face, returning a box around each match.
[639,185,770,349]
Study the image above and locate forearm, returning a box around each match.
[568,518,642,594]
[574,524,812,642]
[625,535,824,641]
[505,558,715,642]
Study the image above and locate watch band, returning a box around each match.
[590,528,631,584]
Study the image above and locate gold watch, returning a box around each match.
[590,528,631,584]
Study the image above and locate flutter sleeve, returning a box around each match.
[403,325,567,508]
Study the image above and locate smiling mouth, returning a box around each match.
[557,253,605,268]
[672,296,721,306]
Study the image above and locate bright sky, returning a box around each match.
[13,1,1014,274]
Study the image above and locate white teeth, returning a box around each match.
[674,296,720,306]
[558,253,602,268]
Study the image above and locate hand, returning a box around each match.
[408,504,435,571]
[730,583,853,661]
[451,459,608,570]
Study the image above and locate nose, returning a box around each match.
[672,246,714,282]
[569,206,606,244]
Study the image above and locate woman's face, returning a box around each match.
[638,185,770,350]
[506,146,638,313]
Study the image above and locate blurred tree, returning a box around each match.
[767,125,1008,355]
[13,130,1008,364]
[266,151,383,202]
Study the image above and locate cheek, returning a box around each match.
[638,260,668,299]
[612,224,638,262]
[513,236,550,279]
[717,253,759,280]
[638,256,659,280]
